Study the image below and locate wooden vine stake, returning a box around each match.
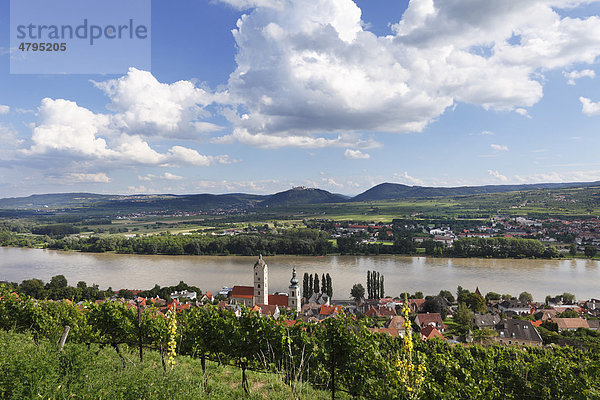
[58,325,70,351]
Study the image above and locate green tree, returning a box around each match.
[313,273,319,294]
[350,283,365,302]
[325,273,333,298]
[302,273,309,299]
[321,273,326,293]
[438,290,455,304]
[309,274,313,298]
[380,274,384,298]
[569,243,577,256]
[562,292,576,304]
[518,291,533,303]
[19,279,46,299]
[557,309,579,318]
[485,292,501,301]
[584,245,597,258]
[465,292,487,313]
[454,302,475,334]
[48,275,68,289]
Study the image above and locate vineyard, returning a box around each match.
[1,286,600,399]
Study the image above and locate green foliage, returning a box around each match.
[569,243,577,256]
[485,292,501,301]
[350,283,365,301]
[0,331,332,400]
[2,287,600,400]
[557,309,580,318]
[518,291,533,303]
[454,302,475,334]
[585,245,598,258]
[438,290,455,304]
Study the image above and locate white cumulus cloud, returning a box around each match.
[563,69,595,85]
[0,105,9,114]
[491,144,509,151]
[488,170,508,182]
[23,77,233,168]
[66,172,111,183]
[92,68,226,138]
[580,96,600,116]
[212,0,600,147]
[344,149,370,159]
[395,171,424,186]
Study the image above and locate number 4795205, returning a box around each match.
[18,43,67,52]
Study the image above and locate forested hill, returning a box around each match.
[2,180,600,211]
[351,181,600,202]
[260,187,346,207]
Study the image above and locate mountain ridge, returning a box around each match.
[2,180,600,210]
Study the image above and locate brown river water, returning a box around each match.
[1,247,599,301]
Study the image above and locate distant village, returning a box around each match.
[330,216,600,253]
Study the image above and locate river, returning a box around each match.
[1,247,599,301]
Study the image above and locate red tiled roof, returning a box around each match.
[231,285,254,298]
[379,308,397,316]
[269,294,289,307]
[415,313,444,327]
[365,306,381,317]
[531,320,543,327]
[420,325,445,340]
[251,304,280,316]
[369,327,400,337]
[320,305,343,316]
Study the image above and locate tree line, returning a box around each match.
[302,272,333,299]
[2,275,202,303]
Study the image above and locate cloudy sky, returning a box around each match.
[2,0,600,197]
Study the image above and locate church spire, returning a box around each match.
[289,267,298,288]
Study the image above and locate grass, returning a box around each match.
[0,331,343,400]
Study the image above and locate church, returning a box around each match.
[229,255,301,312]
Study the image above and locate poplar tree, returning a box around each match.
[303,273,309,299]
[321,273,326,294]
[314,273,320,295]
[367,271,372,299]
[326,273,333,298]
[309,274,314,298]
[380,274,385,298]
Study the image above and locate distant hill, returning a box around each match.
[261,187,346,207]
[0,192,266,212]
[0,193,123,209]
[109,193,266,212]
[3,180,600,212]
[351,181,600,202]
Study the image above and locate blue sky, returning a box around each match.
[2,0,600,197]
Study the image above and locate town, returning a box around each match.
[5,255,598,349]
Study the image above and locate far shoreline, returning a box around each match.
[1,245,599,262]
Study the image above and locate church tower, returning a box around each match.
[253,254,268,305]
[288,267,301,312]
